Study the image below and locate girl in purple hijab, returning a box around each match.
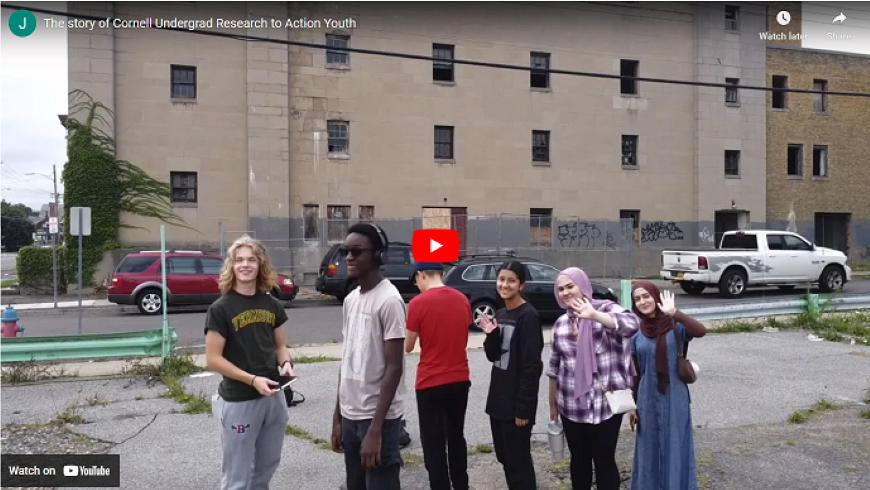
[546,267,640,490]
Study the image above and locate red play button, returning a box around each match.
[412,229,459,262]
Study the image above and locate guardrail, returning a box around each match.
[0,328,179,363]
[0,225,177,364]
[678,294,870,322]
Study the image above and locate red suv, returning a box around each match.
[108,251,297,314]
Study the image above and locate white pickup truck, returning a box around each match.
[660,230,852,298]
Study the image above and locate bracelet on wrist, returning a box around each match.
[250,375,257,386]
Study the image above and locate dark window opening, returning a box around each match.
[787,144,803,176]
[433,44,454,82]
[170,171,197,203]
[813,146,828,177]
[620,59,639,95]
[326,34,350,65]
[171,65,196,99]
[532,130,550,162]
[327,121,349,154]
[434,126,454,159]
[622,135,638,167]
[772,75,788,109]
[725,150,740,176]
[530,52,550,89]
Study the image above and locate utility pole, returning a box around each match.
[52,164,59,308]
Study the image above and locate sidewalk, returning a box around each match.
[2,331,868,489]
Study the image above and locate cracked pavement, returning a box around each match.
[1,330,869,489]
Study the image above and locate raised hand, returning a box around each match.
[478,315,498,334]
[570,297,598,320]
[658,290,676,316]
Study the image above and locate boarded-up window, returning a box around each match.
[620,210,640,244]
[327,205,351,243]
[530,208,552,246]
[303,205,319,241]
[358,205,375,223]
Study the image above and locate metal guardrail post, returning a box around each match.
[620,279,633,310]
[161,225,170,360]
[807,294,820,323]
[219,221,225,257]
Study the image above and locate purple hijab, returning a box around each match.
[554,267,613,404]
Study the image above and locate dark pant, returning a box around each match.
[490,416,536,490]
[416,381,471,490]
[561,413,624,490]
[341,417,403,490]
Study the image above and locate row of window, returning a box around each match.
[167,141,831,206]
[772,75,829,113]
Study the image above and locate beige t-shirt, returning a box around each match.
[339,279,407,420]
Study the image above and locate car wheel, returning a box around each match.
[819,265,844,293]
[136,288,163,315]
[718,269,747,299]
[679,282,706,296]
[471,300,497,327]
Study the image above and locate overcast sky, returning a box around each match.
[2,1,67,211]
[0,1,868,212]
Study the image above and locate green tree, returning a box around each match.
[63,90,192,286]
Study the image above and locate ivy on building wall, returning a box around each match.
[62,90,193,286]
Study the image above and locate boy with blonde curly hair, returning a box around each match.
[204,235,293,489]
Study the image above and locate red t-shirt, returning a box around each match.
[406,286,472,391]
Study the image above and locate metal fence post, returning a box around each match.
[620,279,633,309]
[161,225,170,360]
[219,221,225,256]
[807,293,820,323]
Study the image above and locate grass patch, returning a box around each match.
[549,459,570,473]
[86,392,109,407]
[788,398,844,424]
[122,352,201,379]
[1,279,17,287]
[0,360,74,384]
[467,443,494,455]
[55,404,84,425]
[402,451,423,466]
[860,409,870,420]
[851,264,870,272]
[713,305,870,346]
[285,424,331,449]
[158,375,211,414]
[289,355,340,364]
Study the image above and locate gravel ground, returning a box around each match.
[1,331,869,489]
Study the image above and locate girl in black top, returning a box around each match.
[479,261,544,490]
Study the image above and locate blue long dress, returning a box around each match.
[630,323,698,490]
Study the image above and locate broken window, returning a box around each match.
[530,52,550,89]
[622,135,638,167]
[620,59,639,95]
[327,205,351,243]
[620,209,641,244]
[813,79,828,113]
[303,204,320,241]
[433,44,454,82]
[358,205,374,223]
[813,146,828,177]
[725,78,739,105]
[725,5,740,31]
[529,208,552,246]
[772,75,788,109]
[787,144,803,176]
[328,121,349,155]
[532,131,550,163]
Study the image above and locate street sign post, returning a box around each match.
[70,207,92,334]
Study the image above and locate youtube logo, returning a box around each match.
[412,229,460,262]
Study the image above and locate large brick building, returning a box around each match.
[69,1,772,279]
[765,45,870,265]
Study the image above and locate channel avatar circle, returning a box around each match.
[9,9,36,37]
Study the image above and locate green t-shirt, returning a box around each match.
[204,290,289,401]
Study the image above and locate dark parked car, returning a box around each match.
[108,251,297,315]
[442,255,620,326]
[315,242,418,302]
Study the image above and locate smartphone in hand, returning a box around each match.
[272,375,298,392]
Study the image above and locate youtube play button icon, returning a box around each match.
[412,229,460,262]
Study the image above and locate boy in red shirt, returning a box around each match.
[405,262,473,490]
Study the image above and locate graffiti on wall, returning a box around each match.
[605,232,616,250]
[640,221,684,243]
[557,222,601,248]
[698,227,715,244]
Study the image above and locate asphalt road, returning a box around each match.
[15,278,870,348]
[1,252,17,281]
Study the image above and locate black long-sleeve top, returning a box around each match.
[483,303,544,423]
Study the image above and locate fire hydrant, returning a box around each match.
[1,306,24,338]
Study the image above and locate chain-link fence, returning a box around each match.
[220,215,636,287]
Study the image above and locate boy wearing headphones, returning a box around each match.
[331,223,407,490]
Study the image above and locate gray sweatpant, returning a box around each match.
[213,392,289,490]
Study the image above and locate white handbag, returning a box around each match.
[595,375,636,414]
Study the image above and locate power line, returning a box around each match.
[4,3,870,98]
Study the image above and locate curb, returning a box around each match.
[8,294,339,312]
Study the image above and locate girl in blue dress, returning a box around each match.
[628,280,707,490]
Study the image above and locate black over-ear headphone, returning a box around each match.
[367,223,389,265]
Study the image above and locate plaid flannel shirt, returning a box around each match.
[547,302,640,425]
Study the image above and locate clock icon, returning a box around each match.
[777,11,791,26]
